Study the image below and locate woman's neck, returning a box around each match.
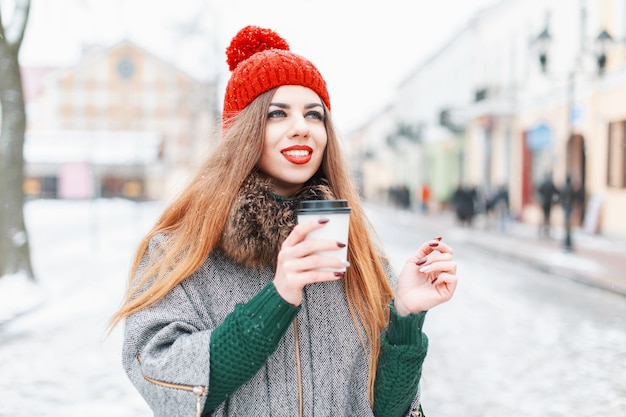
[270,192,298,201]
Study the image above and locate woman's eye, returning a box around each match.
[306,111,324,120]
[268,109,287,118]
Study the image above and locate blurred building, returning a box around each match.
[22,40,219,201]
[348,104,398,204]
[349,0,626,238]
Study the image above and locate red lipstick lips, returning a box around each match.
[281,145,313,164]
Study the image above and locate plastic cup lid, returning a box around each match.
[297,199,351,214]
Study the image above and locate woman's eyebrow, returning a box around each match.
[268,102,323,109]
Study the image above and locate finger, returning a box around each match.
[412,238,454,259]
[279,238,347,265]
[425,240,453,254]
[417,260,457,276]
[277,264,346,289]
[284,253,349,274]
[414,251,452,267]
[431,272,458,295]
[282,217,330,247]
[298,270,346,284]
[436,271,458,287]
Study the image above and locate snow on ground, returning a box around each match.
[0,272,45,325]
[2,198,624,416]
[0,199,163,416]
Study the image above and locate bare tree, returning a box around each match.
[0,0,34,280]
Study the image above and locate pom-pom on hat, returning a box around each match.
[223,26,330,122]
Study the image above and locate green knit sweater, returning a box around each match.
[204,282,427,417]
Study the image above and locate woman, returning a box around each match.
[110,25,457,417]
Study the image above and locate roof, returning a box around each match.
[25,130,162,165]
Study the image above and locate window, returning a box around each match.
[117,56,136,80]
[607,121,626,188]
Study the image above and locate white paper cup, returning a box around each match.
[297,200,351,272]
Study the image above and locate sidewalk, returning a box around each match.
[414,208,626,297]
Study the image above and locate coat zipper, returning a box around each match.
[293,317,304,417]
[137,355,208,417]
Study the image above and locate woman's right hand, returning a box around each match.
[273,218,348,306]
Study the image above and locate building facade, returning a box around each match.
[350,0,626,238]
[23,40,218,201]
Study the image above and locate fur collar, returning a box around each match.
[219,172,336,269]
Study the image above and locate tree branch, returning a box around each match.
[0,7,6,43]
[10,0,31,52]
[0,0,31,53]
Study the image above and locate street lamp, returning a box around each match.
[594,29,614,75]
[535,27,551,73]
[534,26,614,76]
[533,25,614,252]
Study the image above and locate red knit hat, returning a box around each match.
[223,26,331,122]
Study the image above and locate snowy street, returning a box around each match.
[1,200,625,416]
[0,200,155,416]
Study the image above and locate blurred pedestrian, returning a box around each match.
[537,174,558,237]
[485,184,510,231]
[452,184,476,227]
[420,183,431,213]
[388,185,410,209]
[560,174,582,252]
[497,185,511,231]
[110,25,457,417]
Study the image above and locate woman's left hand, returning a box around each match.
[394,237,458,316]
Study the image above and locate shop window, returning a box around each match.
[101,177,124,198]
[122,180,143,199]
[101,177,144,200]
[527,122,553,187]
[37,176,58,199]
[607,121,626,188]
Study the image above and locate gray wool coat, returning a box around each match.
[122,243,423,417]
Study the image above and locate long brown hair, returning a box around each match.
[109,88,394,404]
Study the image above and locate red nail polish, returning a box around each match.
[337,242,346,248]
[416,257,427,266]
[318,218,330,224]
[428,242,439,247]
[334,272,344,277]
[434,236,442,241]
[431,277,439,284]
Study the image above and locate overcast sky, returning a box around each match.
[19,0,498,132]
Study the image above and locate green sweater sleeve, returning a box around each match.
[203,281,300,413]
[373,301,428,417]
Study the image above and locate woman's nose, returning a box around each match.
[290,115,310,138]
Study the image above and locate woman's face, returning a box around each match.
[259,85,328,196]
